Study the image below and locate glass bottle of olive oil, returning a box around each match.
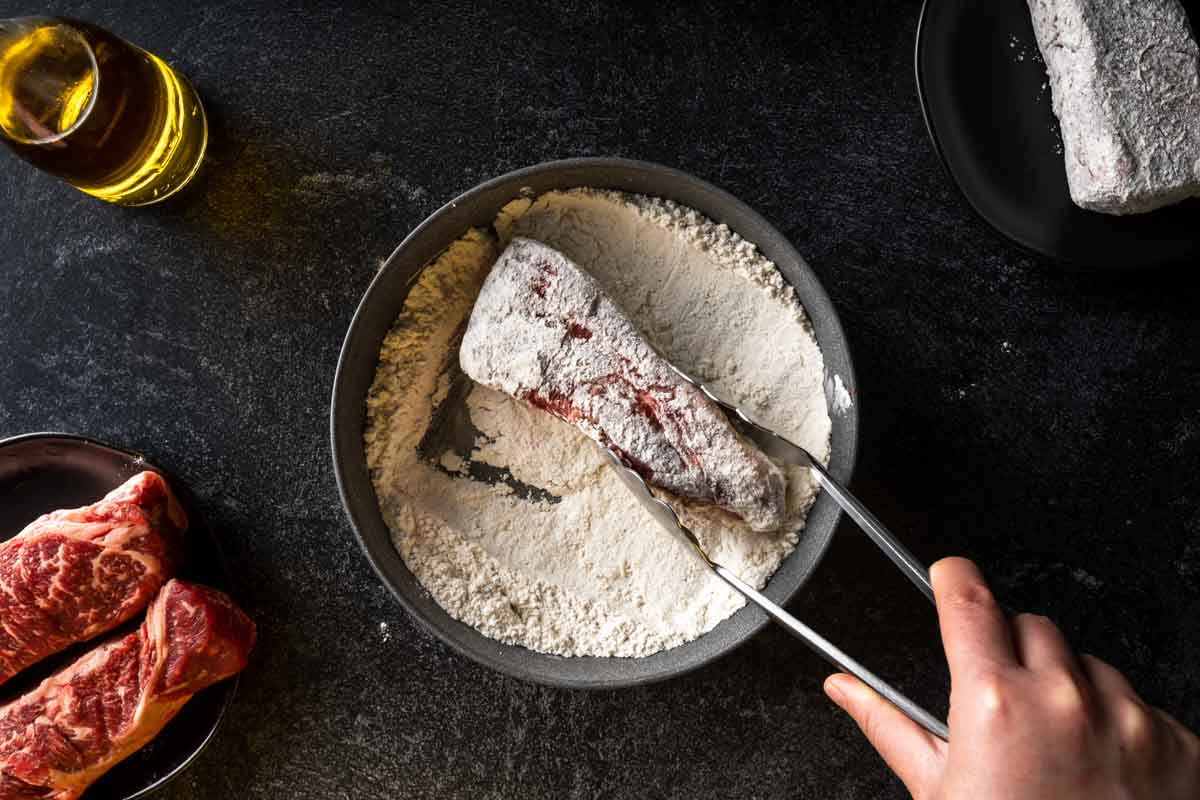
[0,16,207,206]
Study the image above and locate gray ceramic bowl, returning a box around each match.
[330,158,858,688]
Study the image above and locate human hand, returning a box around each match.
[823,557,1200,799]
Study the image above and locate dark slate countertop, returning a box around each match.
[2,1,1198,798]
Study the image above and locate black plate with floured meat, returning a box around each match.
[0,432,238,800]
[916,0,1200,270]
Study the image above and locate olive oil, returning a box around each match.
[0,17,206,206]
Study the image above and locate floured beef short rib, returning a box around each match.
[460,237,787,531]
[0,580,256,800]
[1028,0,1200,214]
[0,472,186,688]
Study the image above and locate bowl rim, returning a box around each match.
[0,430,239,800]
[330,156,858,688]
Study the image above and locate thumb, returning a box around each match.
[825,674,945,795]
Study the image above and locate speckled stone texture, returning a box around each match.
[1,1,1199,798]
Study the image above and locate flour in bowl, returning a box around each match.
[364,189,831,657]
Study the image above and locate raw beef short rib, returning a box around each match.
[0,580,256,800]
[0,472,186,688]
[460,237,787,531]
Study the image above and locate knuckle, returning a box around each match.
[1153,707,1200,761]
[972,670,1012,725]
[1049,670,1087,706]
[1114,699,1156,752]
[1051,671,1089,714]
[1044,671,1094,731]
[943,581,997,614]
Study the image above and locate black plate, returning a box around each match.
[916,0,1200,270]
[0,433,237,800]
[331,157,859,689]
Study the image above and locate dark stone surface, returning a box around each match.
[1,1,1198,797]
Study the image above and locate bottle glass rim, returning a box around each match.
[1,18,100,146]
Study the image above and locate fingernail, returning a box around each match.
[929,558,948,584]
[824,675,846,704]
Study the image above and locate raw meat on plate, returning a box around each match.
[0,580,256,800]
[0,472,186,687]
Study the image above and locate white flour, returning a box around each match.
[365,189,831,657]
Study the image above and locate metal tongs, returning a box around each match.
[604,363,948,741]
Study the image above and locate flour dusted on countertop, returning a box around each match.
[365,189,831,657]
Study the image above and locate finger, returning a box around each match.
[1080,654,1140,701]
[931,557,1017,676]
[1012,613,1079,672]
[1081,657,1181,759]
[1152,706,1200,755]
[825,673,945,794]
